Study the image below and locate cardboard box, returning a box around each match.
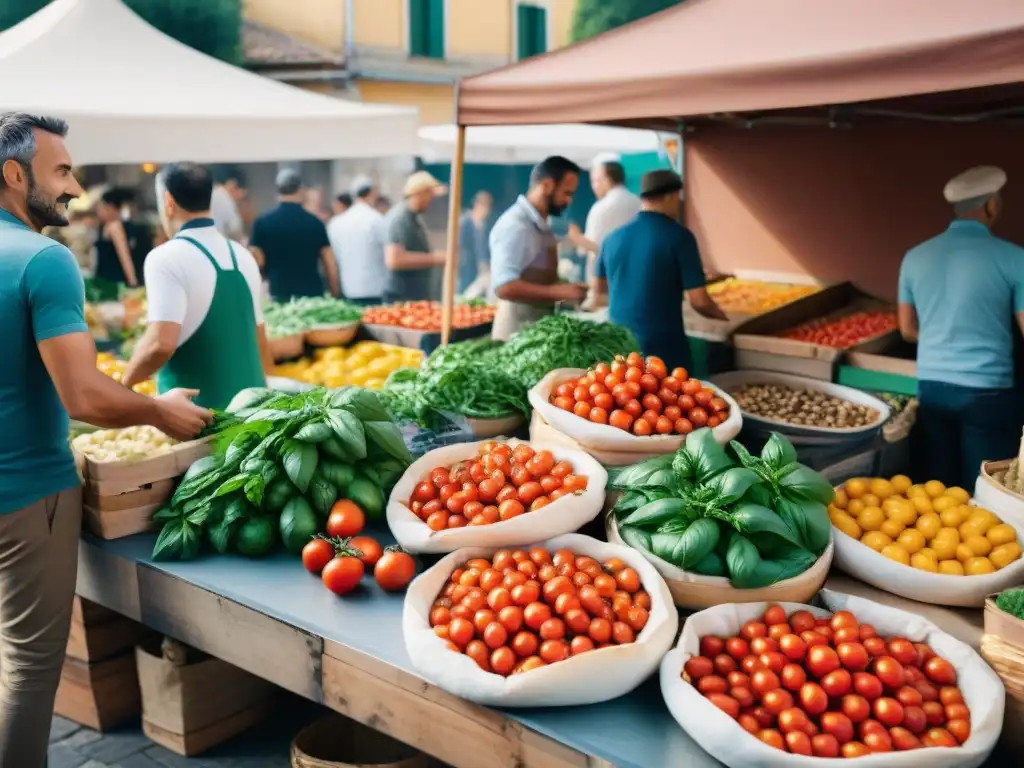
[845,337,918,378]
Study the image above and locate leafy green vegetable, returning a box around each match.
[761,433,798,469]
[622,498,695,528]
[263,295,362,339]
[779,465,836,505]
[279,497,319,554]
[235,516,277,557]
[775,496,831,555]
[281,438,318,493]
[996,588,1024,620]
[308,472,338,518]
[344,473,385,519]
[651,518,720,570]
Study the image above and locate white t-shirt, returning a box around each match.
[144,223,264,347]
[327,201,388,299]
[210,185,244,240]
[583,185,641,279]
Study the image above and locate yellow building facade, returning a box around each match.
[244,0,578,125]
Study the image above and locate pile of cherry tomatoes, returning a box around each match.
[430,547,650,676]
[362,301,496,331]
[549,353,729,436]
[407,442,589,530]
[301,500,416,595]
[684,604,970,758]
[780,310,899,349]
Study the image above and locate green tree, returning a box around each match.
[0,0,241,64]
[570,0,683,43]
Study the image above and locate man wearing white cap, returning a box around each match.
[383,170,448,302]
[899,165,1024,487]
[568,154,641,281]
[327,175,388,305]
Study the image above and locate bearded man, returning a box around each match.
[488,156,588,340]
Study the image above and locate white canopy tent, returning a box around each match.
[417,123,674,165]
[0,0,419,164]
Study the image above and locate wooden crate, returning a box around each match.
[67,596,150,664]
[137,640,276,756]
[54,652,140,731]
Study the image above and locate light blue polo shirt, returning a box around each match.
[899,219,1024,389]
[0,208,87,513]
[488,195,556,296]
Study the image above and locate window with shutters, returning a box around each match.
[408,0,445,59]
[516,3,548,60]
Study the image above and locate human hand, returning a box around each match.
[567,223,583,245]
[154,388,213,441]
[554,282,588,304]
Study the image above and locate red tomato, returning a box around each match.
[842,694,871,723]
[777,707,809,734]
[889,726,923,751]
[758,652,787,674]
[750,637,777,656]
[789,610,817,634]
[785,731,813,756]
[778,634,807,662]
[806,645,841,678]
[820,712,854,744]
[841,742,872,758]
[700,635,724,658]
[939,686,964,706]
[873,656,907,689]
[751,669,781,695]
[321,555,364,595]
[757,729,785,750]
[922,701,945,726]
[725,637,750,661]
[887,637,919,666]
[923,656,957,686]
[348,536,383,568]
[762,689,794,715]
[837,642,869,672]
[853,672,884,700]
[411,480,436,503]
[821,669,853,698]
[302,538,335,575]
[705,693,740,719]
[696,675,729,695]
[811,733,841,757]
[374,549,416,592]
[780,663,806,691]
[902,705,927,734]
[946,718,970,744]
[895,685,923,708]
[873,697,905,727]
[799,682,828,715]
[863,729,893,753]
[922,727,958,748]
[326,500,366,538]
[801,630,829,648]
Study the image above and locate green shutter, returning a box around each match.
[517,4,547,59]
[427,0,445,58]
[410,0,444,59]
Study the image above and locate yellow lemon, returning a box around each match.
[858,507,885,532]
[368,357,394,375]
[932,496,958,513]
[880,518,906,539]
[323,375,347,389]
[322,347,345,362]
[869,478,895,500]
[833,489,849,510]
[939,506,966,528]
[847,499,866,517]
[946,487,970,504]
[861,494,881,509]
[938,560,965,576]
[845,478,869,499]
[881,543,911,566]
[991,542,1023,569]
[831,510,862,540]
[890,475,912,494]
[924,480,947,499]
[910,495,934,515]
[907,484,928,499]
[897,528,926,554]
[364,378,386,390]
[347,368,371,386]
[915,513,942,540]
[861,531,892,552]
[955,543,975,563]
[911,552,938,572]
[968,509,999,535]
[965,535,993,557]
[964,557,996,576]
[987,524,1018,546]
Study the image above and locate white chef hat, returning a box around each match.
[943,165,1007,203]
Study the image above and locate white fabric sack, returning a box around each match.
[831,512,1024,607]
[660,590,1004,768]
[403,533,678,707]
[529,368,743,455]
[387,439,608,554]
[973,467,1024,530]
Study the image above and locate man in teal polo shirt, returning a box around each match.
[0,113,211,767]
[899,165,1024,488]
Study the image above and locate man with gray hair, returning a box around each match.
[250,168,339,301]
[899,165,1024,487]
[568,153,640,280]
[327,174,388,305]
[0,113,210,766]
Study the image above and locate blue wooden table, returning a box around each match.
[75,525,723,768]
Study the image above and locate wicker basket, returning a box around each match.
[269,333,305,361]
[291,715,427,768]
[466,413,524,439]
[305,323,359,348]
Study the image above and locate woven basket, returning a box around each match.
[269,333,305,361]
[291,715,427,768]
[466,413,524,439]
[305,323,359,348]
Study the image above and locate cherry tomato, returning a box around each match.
[347,535,383,568]
[873,697,905,727]
[411,481,436,503]
[946,718,970,744]
[301,538,335,575]
[777,707,809,734]
[321,555,364,595]
[490,646,516,676]
[326,500,365,538]
[789,611,816,634]
[778,634,807,662]
[725,637,750,661]
[863,729,893,752]
[874,656,907,689]
[811,733,840,757]
[785,730,813,756]
[922,727,958,748]
[939,686,964,706]
[887,637,919,666]
[780,663,806,691]
[821,669,853,698]
[697,675,729,695]
[853,672,884,700]
[706,693,740,719]
[923,656,957,686]
[889,726,922,751]
[762,688,794,715]
[820,712,854,744]
[895,685,923,708]
[902,705,927,734]
[806,645,841,678]
[750,637,777,655]
[799,682,828,715]
[751,669,781,695]
[374,549,416,592]
[757,729,785,750]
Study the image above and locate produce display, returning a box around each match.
[73,425,175,463]
[362,300,495,331]
[274,342,423,390]
[779,309,898,349]
[405,441,589,531]
[550,353,729,436]
[730,383,878,430]
[830,477,1022,575]
[682,603,972,755]
[429,546,650,675]
[705,278,819,315]
[152,387,410,561]
[612,430,832,588]
[263,295,363,339]
[96,352,156,395]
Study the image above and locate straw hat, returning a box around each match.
[403,170,447,197]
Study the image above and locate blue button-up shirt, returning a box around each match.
[899,219,1024,389]
[488,196,555,298]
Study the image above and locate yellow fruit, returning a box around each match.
[964,535,993,557]
[831,510,862,540]
[939,560,965,576]
[890,475,912,494]
[869,478,895,500]
[910,495,934,515]
[845,478,868,499]
[958,521,983,540]
[323,376,347,389]
[833,489,849,510]
[946,487,970,504]
[861,531,892,552]
[939,507,966,528]
[847,499,866,517]
[897,529,926,554]
[955,543,974,563]
[911,552,938,572]
[906,484,928,499]
[881,544,911,566]
[991,542,1023,569]
[857,507,885,532]
[931,535,959,561]
[364,378,385,390]
[987,524,1018,546]
[967,509,998,535]
[861,494,882,509]
[915,513,942,540]
[924,480,947,499]
[880,519,906,539]
[919,547,937,559]
[889,500,918,526]
[964,557,996,575]
[931,496,958,513]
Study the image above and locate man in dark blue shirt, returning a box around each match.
[458,190,492,295]
[249,170,339,301]
[591,169,725,371]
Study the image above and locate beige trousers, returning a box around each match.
[0,487,82,768]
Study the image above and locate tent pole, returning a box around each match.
[440,124,467,346]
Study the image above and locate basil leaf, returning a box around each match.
[214,473,250,498]
[761,433,798,470]
[294,421,334,444]
[207,519,233,554]
[179,520,201,560]
[725,531,761,585]
[728,440,758,469]
[223,497,250,526]
[611,454,676,489]
[729,502,804,550]
[281,438,318,493]
[669,518,721,570]
[244,475,266,506]
[152,506,180,524]
[775,496,832,555]
[331,387,391,422]
[779,465,836,506]
[707,467,761,504]
[619,525,652,553]
[152,520,185,561]
[622,497,695,528]
[226,387,277,414]
[327,410,367,459]
[185,501,212,527]
[693,550,727,577]
[308,473,338,518]
[743,483,775,508]
[683,428,734,483]
[364,421,412,463]
[319,435,351,462]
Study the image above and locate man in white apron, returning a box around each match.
[488,156,588,341]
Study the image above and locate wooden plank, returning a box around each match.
[76,539,141,621]
[66,611,148,664]
[142,702,275,758]
[84,501,158,541]
[54,652,141,732]
[136,566,322,701]
[322,641,613,768]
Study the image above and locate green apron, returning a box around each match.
[156,235,266,410]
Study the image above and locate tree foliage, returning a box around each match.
[0,0,241,64]
[570,0,682,43]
